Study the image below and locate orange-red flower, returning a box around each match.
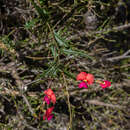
[76,72,87,81]
[50,94,56,104]
[77,72,94,86]
[43,106,54,120]
[84,73,94,85]
[44,89,56,104]
[44,88,54,97]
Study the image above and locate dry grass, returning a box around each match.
[0,0,130,129]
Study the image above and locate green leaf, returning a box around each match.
[54,31,69,47]
[24,19,38,29]
[62,48,93,60]
[30,0,48,20]
[51,45,58,59]
[40,62,59,78]
[63,69,76,80]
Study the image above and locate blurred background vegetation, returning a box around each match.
[0,0,130,129]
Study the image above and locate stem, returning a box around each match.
[62,73,72,130]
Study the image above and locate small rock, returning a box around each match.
[84,10,98,31]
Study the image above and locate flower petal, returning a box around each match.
[43,96,50,105]
[46,106,54,117]
[100,80,111,89]
[78,82,88,88]
[43,106,54,120]
[84,73,94,85]
[77,72,87,81]
[47,114,53,120]
[51,94,56,104]
[43,115,46,120]
[44,88,54,96]
[44,89,56,104]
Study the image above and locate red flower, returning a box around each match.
[76,72,87,81]
[44,89,54,97]
[100,80,111,89]
[84,73,94,85]
[43,106,54,120]
[78,82,88,88]
[43,96,50,105]
[44,89,56,104]
[51,94,56,104]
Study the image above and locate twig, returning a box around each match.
[25,78,42,86]
[57,83,125,109]
[22,95,35,115]
[102,51,117,57]
[66,31,86,41]
[94,23,130,34]
[85,100,124,109]
[67,23,130,40]
[122,49,130,56]
[106,49,130,62]
[0,63,36,117]
[62,73,72,130]
[17,108,38,130]
[0,88,38,97]
[11,67,36,117]
[0,41,37,117]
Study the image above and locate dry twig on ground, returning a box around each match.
[106,50,130,62]
[0,63,36,117]
[67,23,130,41]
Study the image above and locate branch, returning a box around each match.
[94,23,130,34]
[85,100,124,109]
[67,23,130,40]
[0,88,38,97]
[106,50,130,62]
